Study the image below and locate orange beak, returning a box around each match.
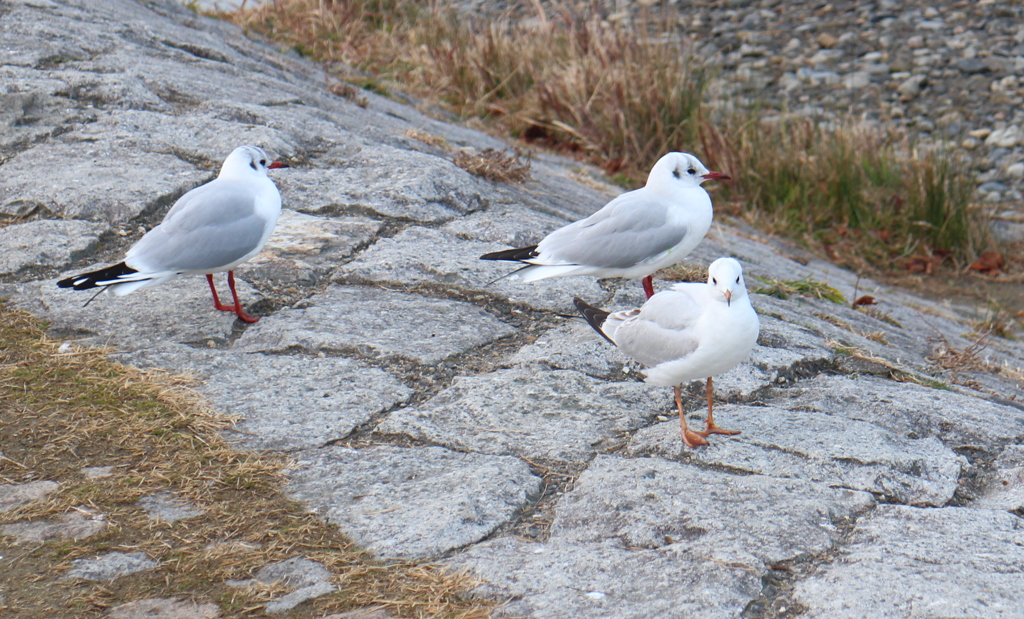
[724,290,732,306]
[268,161,289,169]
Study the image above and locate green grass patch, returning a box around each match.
[754,276,847,305]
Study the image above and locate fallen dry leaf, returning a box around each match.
[969,251,1005,276]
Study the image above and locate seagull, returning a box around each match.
[574,257,759,448]
[480,152,730,299]
[57,145,288,323]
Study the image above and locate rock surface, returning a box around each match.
[66,551,158,581]
[2,0,1024,617]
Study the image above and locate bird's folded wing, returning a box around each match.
[126,185,267,273]
[158,182,260,233]
[614,316,701,368]
[536,192,688,269]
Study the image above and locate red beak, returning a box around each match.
[701,171,731,181]
[268,161,289,169]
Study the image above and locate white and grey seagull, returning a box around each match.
[481,152,730,299]
[57,145,288,323]
[574,257,760,448]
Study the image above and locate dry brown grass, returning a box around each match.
[927,335,1024,391]
[453,148,531,183]
[0,305,494,618]
[230,0,705,182]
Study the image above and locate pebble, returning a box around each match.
[897,75,928,98]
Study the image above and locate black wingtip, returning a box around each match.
[480,244,539,262]
[573,297,615,345]
[57,262,138,290]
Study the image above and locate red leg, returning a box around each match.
[226,271,259,323]
[696,377,741,436]
[675,386,708,448]
[642,275,655,300]
[222,270,260,323]
[207,274,234,312]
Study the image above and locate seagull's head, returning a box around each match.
[707,257,747,307]
[220,145,289,180]
[647,152,731,192]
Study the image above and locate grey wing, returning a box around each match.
[537,191,688,268]
[614,289,703,366]
[125,183,267,272]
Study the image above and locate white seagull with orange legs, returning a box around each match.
[574,257,760,448]
[58,145,288,323]
[480,152,730,299]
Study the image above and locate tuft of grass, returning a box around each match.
[0,304,494,619]
[702,116,986,270]
[754,276,847,305]
[971,303,1020,339]
[657,262,707,283]
[453,147,532,183]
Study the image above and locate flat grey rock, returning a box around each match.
[105,597,220,619]
[137,492,204,524]
[1,509,106,543]
[287,445,541,560]
[0,480,59,513]
[776,374,1024,447]
[377,368,661,464]
[120,343,409,450]
[506,321,631,380]
[452,538,760,619]
[339,226,609,313]
[228,557,336,614]
[81,466,115,479]
[627,406,964,506]
[451,455,873,618]
[793,505,1024,617]
[234,285,514,364]
[66,551,157,581]
[549,455,874,564]
[14,274,260,352]
[284,144,489,224]
[439,203,572,247]
[0,139,206,223]
[234,209,382,287]
[0,219,106,276]
[973,445,1024,512]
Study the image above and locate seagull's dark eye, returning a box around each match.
[736,276,740,283]
[687,168,697,175]
[712,278,718,285]
[260,159,266,166]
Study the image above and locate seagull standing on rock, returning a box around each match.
[57,145,288,323]
[574,257,760,448]
[480,152,730,299]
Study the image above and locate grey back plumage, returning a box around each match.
[538,190,689,269]
[125,181,266,273]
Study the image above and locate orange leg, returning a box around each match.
[675,386,708,448]
[696,376,740,436]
